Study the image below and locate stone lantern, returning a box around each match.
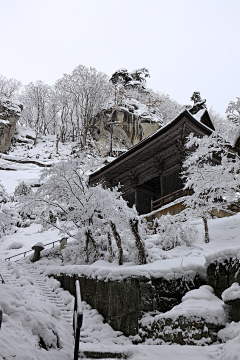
[32,242,45,262]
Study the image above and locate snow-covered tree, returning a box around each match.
[226,97,240,125]
[20,81,52,135]
[23,151,146,265]
[190,91,206,106]
[0,74,21,100]
[182,133,240,243]
[207,107,238,146]
[110,68,150,92]
[151,91,183,126]
[55,65,112,147]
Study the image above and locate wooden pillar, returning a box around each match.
[160,174,163,198]
[135,188,138,210]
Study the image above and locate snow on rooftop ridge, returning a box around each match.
[193,109,206,122]
[222,283,240,303]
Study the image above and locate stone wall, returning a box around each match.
[55,273,205,336]
[207,258,240,298]
[52,256,240,344]
[0,99,23,153]
[139,315,222,345]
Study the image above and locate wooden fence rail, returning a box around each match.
[5,239,63,262]
[151,188,193,212]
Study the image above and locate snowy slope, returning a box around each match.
[1,133,240,359]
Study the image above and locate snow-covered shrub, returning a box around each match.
[0,181,8,203]
[0,182,22,238]
[8,242,23,250]
[152,213,197,250]
[23,152,147,265]
[14,181,32,197]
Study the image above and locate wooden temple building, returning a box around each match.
[89,109,215,215]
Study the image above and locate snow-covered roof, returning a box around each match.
[90,108,214,179]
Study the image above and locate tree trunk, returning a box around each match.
[56,134,60,155]
[203,216,210,243]
[85,229,97,263]
[107,232,113,261]
[129,219,147,264]
[110,221,123,265]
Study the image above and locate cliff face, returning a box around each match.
[0,99,23,153]
[93,109,161,155]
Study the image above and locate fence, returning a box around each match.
[5,239,65,262]
[151,188,193,212]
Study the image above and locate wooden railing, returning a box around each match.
[5,239,63,262]
[73,280,83,360]
[151,188,193,212]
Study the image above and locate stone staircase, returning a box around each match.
[0,259,73,326]
[0,260,129,359]
[26,266,73,325]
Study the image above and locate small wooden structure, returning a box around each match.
[89,109,214,214]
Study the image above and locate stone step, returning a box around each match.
[0,261,74,329]
[79,351,128,359]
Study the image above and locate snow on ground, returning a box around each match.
[43,213,240,284]
[1,223,60,261]
[0,272,223,360]
[79,342,222,360]
[0,161,43,193]
[0,258,75,360]
[11,126,73,162]
[1,133,240,359]
[0,284,73,360]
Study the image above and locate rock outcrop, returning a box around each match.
[0,99,23,153]
[93,108,160,155]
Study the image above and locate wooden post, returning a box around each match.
[160,175,163,198]
[135,188,138,210]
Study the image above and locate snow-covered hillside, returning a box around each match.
[0,132,240,360]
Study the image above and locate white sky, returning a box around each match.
[0,0,240,115]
